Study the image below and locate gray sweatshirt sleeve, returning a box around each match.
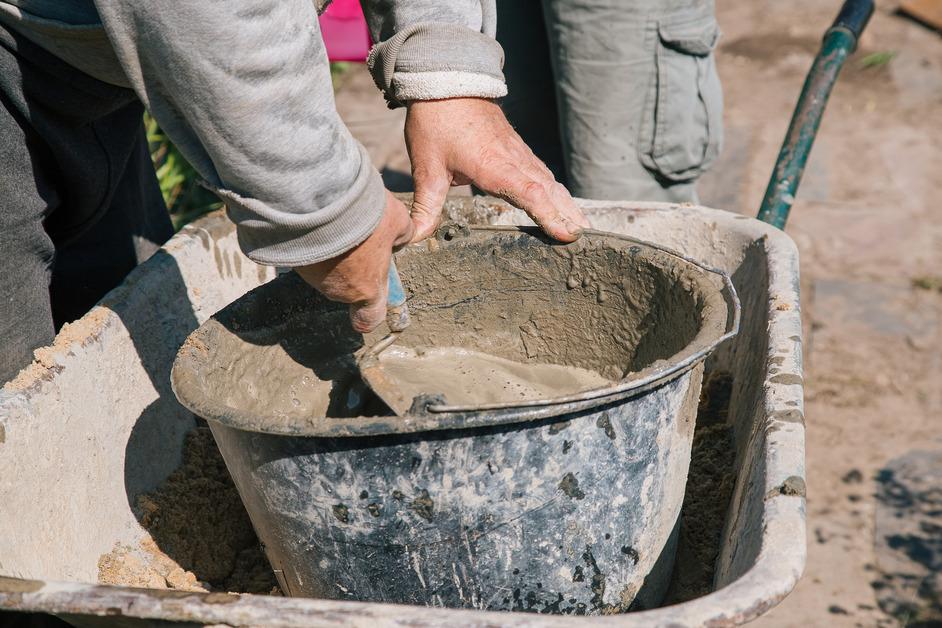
[92,0,385,267]
[362,1,507,107]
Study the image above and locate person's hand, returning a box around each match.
[405,98,591,243]
[294,190,414,333]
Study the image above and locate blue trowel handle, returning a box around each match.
[386,261,410,332]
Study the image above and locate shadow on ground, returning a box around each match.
[872,450,942,626]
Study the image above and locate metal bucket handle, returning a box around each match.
[417,225,741,415]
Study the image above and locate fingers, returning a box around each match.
[385,191,416,249]
[482,166,584,242]
[549,180,592,230]
[349,192,414,332]
[511,145,591,232]
[295,189,416,334]
[294,253,389,333]
[410,161,450,243]
[403,97,590,243]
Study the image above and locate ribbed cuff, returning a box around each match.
[391,71,507,101]
[367,23,505,107]
[216,143,386,267]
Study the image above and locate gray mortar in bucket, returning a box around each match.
[171,225,739,614]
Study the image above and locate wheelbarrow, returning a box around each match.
[0,0,872,625]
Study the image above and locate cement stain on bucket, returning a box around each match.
[61,297,741,612]
[559,472,586,500]
[102,379,737,604]
[171,226,739,613]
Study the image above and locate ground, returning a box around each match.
[331,1,942,625]
[712,2,942,626]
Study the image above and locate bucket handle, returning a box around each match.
[421,226,742,415]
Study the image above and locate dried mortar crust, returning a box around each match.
[172,227,729,435]
[4,308,114,392]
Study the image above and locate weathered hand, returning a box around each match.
[405,98,591,243]
[294,190,414,333]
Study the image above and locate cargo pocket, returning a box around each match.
[638,12,723,182]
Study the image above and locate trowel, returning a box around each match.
[352,259,618,417]
[351,262,415,416]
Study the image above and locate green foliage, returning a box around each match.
[144,113,221,231]
[911,276,942,292]
[858,50,897,70]
[330,61,354,89]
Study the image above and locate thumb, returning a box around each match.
[349,298,387,333]
[349,275,388,333]
[410,162,450,243]
[348,257,390,333]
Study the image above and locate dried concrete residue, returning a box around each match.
[98,427,278,595]
[559,472,586,500]
[4,308,113,392]
[410,489,435,522]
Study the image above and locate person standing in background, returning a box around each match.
[497,0,723,203]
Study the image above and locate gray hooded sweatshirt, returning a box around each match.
[0,0,506,266]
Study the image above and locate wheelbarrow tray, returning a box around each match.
[0,199,804,627]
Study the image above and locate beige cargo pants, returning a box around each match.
[498,0,723,203]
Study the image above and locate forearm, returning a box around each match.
[361,0,507,106]
[93,0,385,266]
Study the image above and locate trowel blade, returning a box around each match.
[358,355,413,416]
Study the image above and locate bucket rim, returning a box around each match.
[422,225,741,413]
[171,226,741,438]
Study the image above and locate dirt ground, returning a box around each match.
[711,2,942,626]
[332,1,942,625]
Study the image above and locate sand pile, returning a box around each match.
[664,371,737,603]
[98,427,278,595]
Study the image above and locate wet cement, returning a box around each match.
[164,226,738,612]
[172,228,730,434]
[374,345,613,407]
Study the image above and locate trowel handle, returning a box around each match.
[386,261,410,332]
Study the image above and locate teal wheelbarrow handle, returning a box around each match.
[757,0,874,230]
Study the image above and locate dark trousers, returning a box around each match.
[0,23,172,384]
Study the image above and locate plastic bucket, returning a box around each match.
[171,226,738,614]
[318,0,371,62]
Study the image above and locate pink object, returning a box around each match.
[318,0,372,62]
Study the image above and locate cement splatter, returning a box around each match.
[559,473,586,500]
[411,489,435,522]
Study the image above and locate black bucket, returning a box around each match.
[171,226,738,614]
